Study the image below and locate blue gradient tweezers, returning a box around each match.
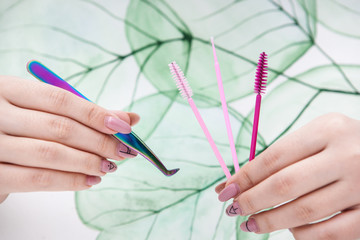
[27,60,179,176]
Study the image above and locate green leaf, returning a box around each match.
[125,0,316,106]
[318,0,360,38]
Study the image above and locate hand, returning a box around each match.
[0,76,139,203]
[216,113,360,240]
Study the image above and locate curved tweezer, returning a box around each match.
[27,60,179,177]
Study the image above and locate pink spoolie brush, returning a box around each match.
[249,52,268,161]
[169,61,232,179]
[210,37,239,172]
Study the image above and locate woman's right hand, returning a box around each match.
[0,76,139,203]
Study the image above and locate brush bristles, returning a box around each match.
[254,52,268,95]
[169,61,193,99]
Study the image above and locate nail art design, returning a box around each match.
[119,146,136,156]
[240,218,259,233]
[218,183,241,202]
[226,202,242,216]
[117,143,137,158]
[101,159,118,173]
[108,162,116,171]
[245,221,251,232]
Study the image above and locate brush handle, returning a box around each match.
[211,37,239,172]
[188,98,231,179]
[27,60,179,176]
[250,94,262,161]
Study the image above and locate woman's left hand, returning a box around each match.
[215,113,360,240]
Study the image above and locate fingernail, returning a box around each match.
[240,218,259,233]
[104,116,131,134]
[117,142,138,158]
[218,183,241,202]
[215,181,226,194]
[226,202,242,216]
[101,159,117,173]
[86,176,101,186]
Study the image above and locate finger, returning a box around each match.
[0,163,101,193]
[0,135,117,175]
[127,112,140,126]
[110,111,140,126]
[233,150,340,215]
[1,76,131,134]
[1,106,137,160]
[215,181,226,194]
[0,194,8,203]
[291,205,360,240]
[224,115,330,195]
[109,110,131,124]
[238,181,357,233]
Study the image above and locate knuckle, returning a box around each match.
[37,143,58,161]
[49,117,73,140]
[49,89,68,109]
[31,170,52,188]
[86,105,102,125]
[262,148,280,174]
[294,204,314,222]
[95,134,110,154]
[240,168,255,189]
[260,216,276,232]
[83,157,100,175]
[317,229,338,240]
[322,113,350,136]
[240,194,255,213]
[273,175,294,196]
[69,174,86,190]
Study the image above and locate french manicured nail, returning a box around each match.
[104,116,131,134]
[215,181,226,194]
[101,159,117,173]
[218,183,241,202]
[240,218,259,233]
[226,202,242,216]
[117,142,137,158]
[86,176,101,186]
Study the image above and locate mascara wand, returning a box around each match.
[169,61,232,179]
[249,52,268,161]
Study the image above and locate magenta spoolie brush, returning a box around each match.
[249,52,268,161]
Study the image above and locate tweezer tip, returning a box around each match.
[164,168,180,176]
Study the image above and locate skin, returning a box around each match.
[216,113,360,240]
[0,76,140,203]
